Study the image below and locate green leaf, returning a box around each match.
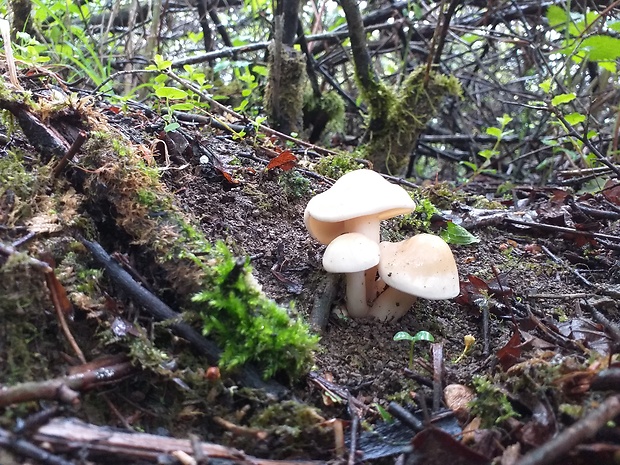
[564,112,586,125]
[546,5,567,29]
[373,403,394,423]
[153,54,172,70]
[486,127,502,139]
[393,331,414,342]
[479,149,498,159]
[411,331,435,343]
[252,65,269,77]
[462,33,480,44]
[539,78,552,93]
[169,102,195,111]
[608,21,620,33]
[498,114,513,127]
[551,93,576,106]
[441,222,480,245]
[164,122,180,132]
[580,35,620,61]
[599,61,617,73]
[155,87,188,99]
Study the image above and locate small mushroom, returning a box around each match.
[322,232,380,318]
[369,234,459,322]
[304,169,416,244]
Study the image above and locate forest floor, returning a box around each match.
[1,81,620,465]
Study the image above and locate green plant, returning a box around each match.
[315,152,363,179]
[191,243,318,379]
[279,171,310,200]
[393,330,434,370]
[462,114,513,179]
[17,0,112,87]
[469,375,521,427]
[440,221,480,245]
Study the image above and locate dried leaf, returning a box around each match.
[602,179,620,205]
[497,330,521,371]
[45,270,73,317]
[266,150,297,171]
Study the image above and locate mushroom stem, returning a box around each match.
[365,265,379,302]
[345,271,371,318]
[369,286,418,322]
[344,215,380,243]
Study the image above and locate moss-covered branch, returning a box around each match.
[338,0,462,174]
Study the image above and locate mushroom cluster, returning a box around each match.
[305,169,459,322]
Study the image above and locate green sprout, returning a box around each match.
[393,330,435,370]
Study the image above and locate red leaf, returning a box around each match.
[497,330,521,371]
[266,150,297,171]
[220,169,240,186]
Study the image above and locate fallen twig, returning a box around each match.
[0,360,134,407]
[431,343,444,412]
[514,395,620,465]
[506,218,620,243]
[0,427,73,465]
[310,273,340,333]
[33,417,320,465]
[0,241,53,273]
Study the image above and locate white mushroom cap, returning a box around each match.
[323,233,381,272]
[305,169,416,244]
[322,232,380,318]
[369,234,459,322]
[378,234,459,300]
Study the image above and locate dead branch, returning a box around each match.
[0,427,73,465]
[514,395,620,465]
[33,417,321,465]
[0,361,134,408]
[0,241,53,273]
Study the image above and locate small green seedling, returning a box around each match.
[393,330,435,370]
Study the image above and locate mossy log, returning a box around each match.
[0,79,317,389]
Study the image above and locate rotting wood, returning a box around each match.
[310,273,340,333]
[33,417,321,465]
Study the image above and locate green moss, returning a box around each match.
[469,375,520,427]
[303,90,346,136]
[264,44,307,133]
[315,152,363,179]
[399,194,440,232]
[278,171,310,200]
[359,66,462,174]
[191,243,318,379]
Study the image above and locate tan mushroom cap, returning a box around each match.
[378,234,459,300]
[305,169,416,244]
[322,233,380,273]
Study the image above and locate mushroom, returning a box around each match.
[322,232,380,318]
[304,169,416,245]
[369,234,459,322]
